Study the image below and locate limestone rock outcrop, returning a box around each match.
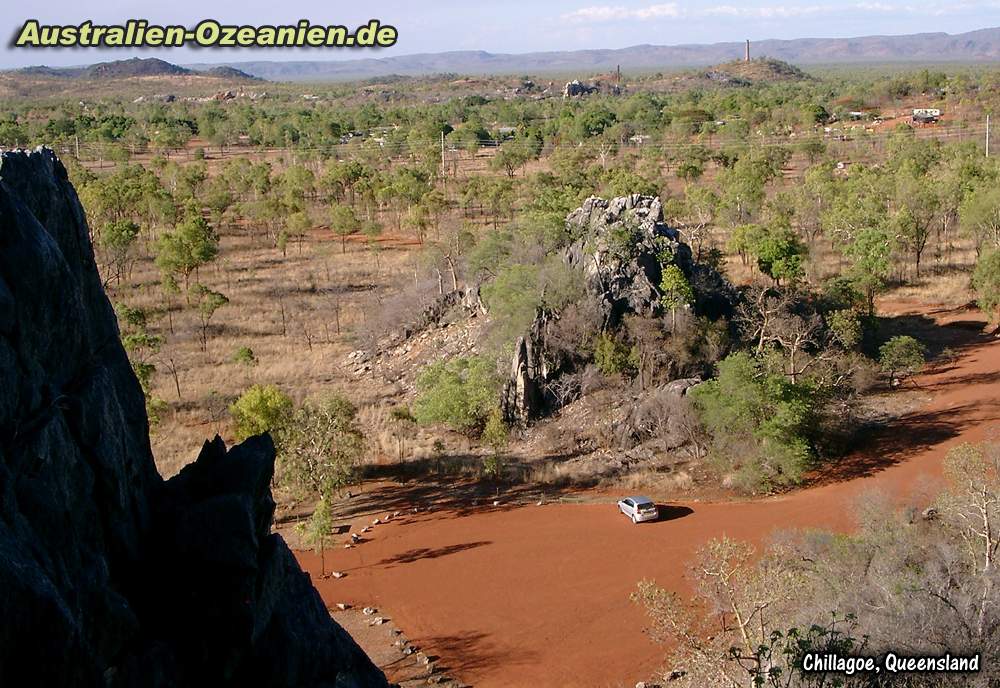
[501,195,733,425]
[0,148,387,687]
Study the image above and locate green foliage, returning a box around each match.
[601,167,659,197]
[232,346,257,367]
[277,394,365,499]
[960,185,1000,254]
[329,203,360,253]
[190,284,228,351]
[115,303,162,399]
[827,309,862,350]
[413,356,501,434]
[878,335,926,386]
[481,407,510,479]
[751,220,807,285]
[972,249,1000,320]
[480,257,584,350]
[295,496,335,575]
[691,352,818,492]
[593,332,638,378]
[659,264,695,325]
[154,214,218,293]
[99,219,140,283]
[229,384,293,440]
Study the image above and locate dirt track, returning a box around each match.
[299,303,1000,687]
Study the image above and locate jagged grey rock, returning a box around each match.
[562,80,598,97]
[0,148,387,688]
[501,195,733,425]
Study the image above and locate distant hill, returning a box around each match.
[85,57,191,78]
[702,58,812,85]
[13,57,262,81]
[183,26,1000,81]
[200,65,261,81]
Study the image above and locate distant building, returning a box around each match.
[912,108,941,124]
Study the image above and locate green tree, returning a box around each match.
[691,352,817,492]
[593,333,638,378]
[878,335,926,387]
[99,219,140,285]
[277,395,365,498]
[972,249,1000,324]
[232,345,257,367]
[844,226,894,317]
[285,211,311,254]
[116,304,163,401]
[190,285,228,352]
[154,214,218,297]
[481,407,510,479]
[752,220,808,286]
[893,163,939,277]
[659,264,695,328]
[297,496,336,576]
[960,185,1000,256]
[413,356,501,434]
[329,203,360,253]
[230,384,293,440]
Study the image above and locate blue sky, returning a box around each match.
[3,1,1000,68]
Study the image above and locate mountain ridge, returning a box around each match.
[183,26,1000,81]
[9,27,1000,83]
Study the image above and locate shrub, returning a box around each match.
[593,332,637,378]
[878,335,926,387]
[481,407,510,479]
[827,309,862,350]
[229,384,293,440]
[972,248,1000,322]
[232,346,257,367]
[690,352,817,492]
[277,394,364,498]
[413,356,501,434]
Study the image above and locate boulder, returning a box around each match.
[0,148,387,687]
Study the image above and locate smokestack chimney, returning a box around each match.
[745,39,750,62]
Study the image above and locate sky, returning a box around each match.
[3,1,1000,68]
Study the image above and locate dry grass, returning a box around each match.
[108,224,419,476]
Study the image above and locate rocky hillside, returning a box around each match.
[702,58,811,85]
[0,148,386,687]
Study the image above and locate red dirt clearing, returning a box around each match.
[299,303,1000,687]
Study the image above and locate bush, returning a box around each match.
[481,407,510,479]
[690,351,817,492]
[229,384,293,440]
[481,257,584,351]
[413,356,502,434]
[232,345,257,367]
[277,394,364,498]
[593,332,637,378]
[972,248,1000,322]
[878,335,926,387]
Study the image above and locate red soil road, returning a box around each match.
[299,303,1000,688]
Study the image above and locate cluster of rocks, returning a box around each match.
[501,195,734,425]
[0,148,387,687]
[563,79,622,98]
[563,79,599,97]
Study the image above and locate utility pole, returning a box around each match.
[440,131,446,177]
[987,114,991,157]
